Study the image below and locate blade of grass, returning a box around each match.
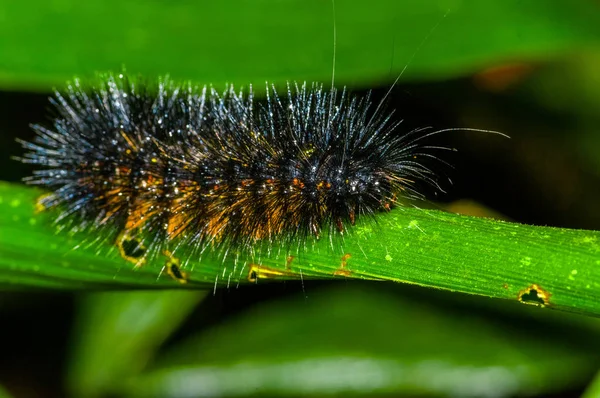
[583,370,600,398]
[124,284,600,398]
[0,385,14,398]
[67,290,208,398]
[1,181,599,316]
[0,0,599,91]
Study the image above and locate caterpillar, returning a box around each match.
[16,7,507,284]
[18,74,452,275]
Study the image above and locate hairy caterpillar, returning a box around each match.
[16,7,505,284]
[18,75,462,273]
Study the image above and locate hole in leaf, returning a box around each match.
[518,284,551,306]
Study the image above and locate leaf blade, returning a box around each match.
[1,181,599,316]
[0,0,600,91]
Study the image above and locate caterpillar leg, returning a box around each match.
[163,251,189,284]
[247,263,300,283]
[116,230,147,268]
[333,253,352,277]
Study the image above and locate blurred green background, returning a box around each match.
[1,0,600,397]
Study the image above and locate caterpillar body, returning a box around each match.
[18,74,451,277]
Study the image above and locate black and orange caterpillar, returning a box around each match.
[18,74,446,278]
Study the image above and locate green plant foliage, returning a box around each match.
[76,285,600,397]
[0,0,599,91]
[67,290,208,398]
[0,385,14,398]
[1,0,600,397]
[1,181,600,316]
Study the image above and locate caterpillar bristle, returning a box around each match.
[18,74,449,269]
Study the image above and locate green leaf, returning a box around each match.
[123,284,600,397]
[0,385,14,398]
[583,370,600,398]
[67,290,208,398]
[0,0,599,91]
[1,181,600,316]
